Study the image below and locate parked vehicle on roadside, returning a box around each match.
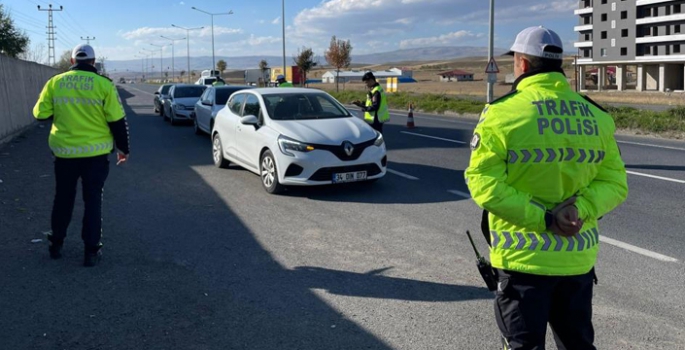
[193,85,253,135]
[162,84,207,125]
[211,88,386,194]
[154,84,174,116]
[195,77,218,86]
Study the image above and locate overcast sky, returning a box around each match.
[5,0,579,62]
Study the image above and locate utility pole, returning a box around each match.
[487,0,495,103]
[282,0,286,81]
[81,36,95,45]
[141,49,155,82]
[37,4,63,66]
[191,7,233,74]
[172,24,204,83]
[161,36,185,83]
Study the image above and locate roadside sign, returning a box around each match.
[487,73,498,83]
[485,57,499,74]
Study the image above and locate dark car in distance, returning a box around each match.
[154,84,173,116]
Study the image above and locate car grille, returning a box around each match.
[311,138,376,161]
[308,164,382,181]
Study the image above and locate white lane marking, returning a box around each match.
[601,236,679,263]
[120,85,155,96]
[448,189,471,198]
[627,170,685,184]
[389,112,478,126]
[618,140,685,151]
[387,169,419,180]
[400,131,467,144]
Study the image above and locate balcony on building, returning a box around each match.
[636,0,675,6]
[574,24,594,32]
[574,41,594,48]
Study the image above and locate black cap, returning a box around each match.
[362,72,375,81]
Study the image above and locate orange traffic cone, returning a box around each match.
[406,102,415,129]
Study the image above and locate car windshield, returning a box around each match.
[216,87,250,105]
[264,93,351,121]
[174,86,206,98]
[160,85,171,94]
[204,78,217,84]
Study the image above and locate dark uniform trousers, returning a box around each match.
[50,154,109,251]
[370,117,383,133]
[495,268,596,350]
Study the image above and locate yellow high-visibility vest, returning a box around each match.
[33,68,125,158]
[465,72,628,276]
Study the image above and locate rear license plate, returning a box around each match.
[332,171,367,183]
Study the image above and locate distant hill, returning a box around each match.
[105,46,509,75]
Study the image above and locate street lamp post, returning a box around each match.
[282,0,286,82]
[191,6,233,74]
[150,43,167,82]
[172,24,204,83]
[134,54,145,82]
[140,49,155,82]
[161,35,185,83]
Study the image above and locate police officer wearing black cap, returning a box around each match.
[352,72,390,133]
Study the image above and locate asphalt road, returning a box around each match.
[1,83,683,349]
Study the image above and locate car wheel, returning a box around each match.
[212,133,230,169]
[163,107,169,122]
[260,150,284,194]
[194,116,203,135]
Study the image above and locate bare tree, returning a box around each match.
[53,50,72,72]
[18,42,46,63]
[324,36,353,92]
[293,47,316,87]
[258,59,269,87]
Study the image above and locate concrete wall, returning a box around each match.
[645,65,659,90]
[0,54,58,143]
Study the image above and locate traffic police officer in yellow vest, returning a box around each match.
[276,74,293,87]
[465,27,628,349]
[352,72,389,133]
[33,44,130,267]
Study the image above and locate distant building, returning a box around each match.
[574,0,685,91]
[321,67,414,84]
[437,69,474,82]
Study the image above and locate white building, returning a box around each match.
[321,68,413,84]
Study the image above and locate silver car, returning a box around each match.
[162,84,207,125]
[153,84,173,116]
[193,85,253,135]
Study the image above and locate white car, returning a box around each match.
[211,88,387,193]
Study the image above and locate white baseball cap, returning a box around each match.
[71,44,95,60]
[505,26,563,60]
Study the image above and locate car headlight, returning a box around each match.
[374,131,385,147]
[278,135,314,156]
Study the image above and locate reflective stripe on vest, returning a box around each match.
[491,228,599,252]
[364,86,390,124]
[508,148,606,164]
[50,142,113,157]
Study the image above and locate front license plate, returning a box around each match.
[332,171,367,183]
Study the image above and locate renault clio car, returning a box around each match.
[211,88,387,193]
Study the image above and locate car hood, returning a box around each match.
[270,117,376,145]
[173,97,201,106]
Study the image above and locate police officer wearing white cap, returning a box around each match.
[33,43,130,267]
[465,26,627,349]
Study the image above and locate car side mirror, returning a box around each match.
[240,115,259,125]
[202,100,214,106]
[154,91,160,95]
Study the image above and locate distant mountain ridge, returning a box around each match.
[105,46,509,74]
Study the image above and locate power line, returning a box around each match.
[37,4,64,66]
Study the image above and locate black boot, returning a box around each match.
[83,244,103,267]
[47,235,63,260]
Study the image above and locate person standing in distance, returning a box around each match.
[352,72,390,133]
[276,74,293,87]
[465,26,628,349]
[33,44,130,267]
